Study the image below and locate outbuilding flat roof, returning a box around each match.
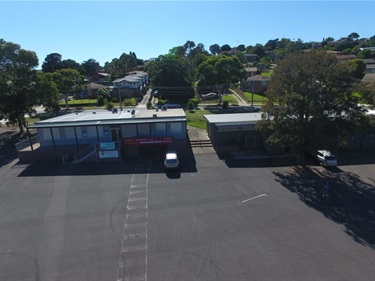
[204,113,263,124]
[30,108,186,128]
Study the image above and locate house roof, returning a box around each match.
[362,58,375,65]
[245,67,257,72]
[245,54,258,57]
[336,54,356,60]
[29,109,186,129]
[247,75,271,81]
[362,73,375,83]
[97,72,110,77]
[86,82,109,90]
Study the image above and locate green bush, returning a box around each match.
[123,98,137,106]
[97,95,104,106]
[222,100,229,109]
[112,97,119,103]
[106,102,114,110]
[187,100,195,110]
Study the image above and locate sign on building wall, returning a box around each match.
[98,150,119,158]
[100,142,115,150]
[123,137,173,146]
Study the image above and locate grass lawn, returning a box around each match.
[59,99,98,106]
[243,92,268,104]
[221,94,238,105]
[185,109,211,129]
[261,72,272,77]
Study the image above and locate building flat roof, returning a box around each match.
[204,113,263,124]
[30,108,186,128]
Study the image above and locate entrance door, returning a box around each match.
[111,128,119,142]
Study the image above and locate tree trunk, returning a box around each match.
[17,114,24,133]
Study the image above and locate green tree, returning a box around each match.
[169,46,185,57]
[53,68,84,109]
[107,52,138,78]
[347,59,366,78]
[183,40,196,56]
[221,44,231,52]
[81,58,101,76]
[355,81,375,106]
[146,55,192,87]
[357,49,372,59]
[258,51,362,156]
[252,43,265,57]
[61,59,84,74]
[265,38,279,51]
[209,44,221,55]
[196,55,245,87]
[259,56,271,68]
[348,32,360,41]
[42,53,63,73]
[0,39,39,132]
[235,52,246,63]
[35,72,60,113]
[237,44,246,52]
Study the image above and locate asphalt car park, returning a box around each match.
[0,149,374,280]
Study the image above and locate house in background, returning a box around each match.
[244,54,258,63]
[112,71,149,98]
[90,72,111,84]
[244,66,258,78]
[362,73,375,83]
[365,64,375,74]
[241,75,271,94]
[81,82,112,99]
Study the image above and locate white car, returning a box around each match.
[164,152,179,170]
[316,150,337,167]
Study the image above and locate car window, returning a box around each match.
[325,156,336,160]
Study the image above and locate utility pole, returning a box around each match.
[118,85,122,112]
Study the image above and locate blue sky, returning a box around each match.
[1,1,374,67]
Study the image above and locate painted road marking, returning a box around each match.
[116,159,151,281]
[241,194,267,204]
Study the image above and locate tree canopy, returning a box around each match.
[81,58,101,76]
[146,55,192,87]
[196,55,245,87]
[0,39,39,132]
[258,51,363,154]
[52,68,84,109]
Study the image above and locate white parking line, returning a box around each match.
[241,194,267,204]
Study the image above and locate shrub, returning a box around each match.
[123,98,137,106]
[187,100,195,111]
[97,95,104,106]
[222,100,229,110]
[106,102,114,110]
[112,97,118,103]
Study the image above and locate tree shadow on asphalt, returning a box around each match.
[0,130,26,169]
[273,165,375,248]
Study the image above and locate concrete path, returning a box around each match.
[137,89,152,109]
[230,90,248,106]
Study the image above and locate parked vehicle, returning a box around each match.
[316,150,337,166]
[164,152,180,170]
